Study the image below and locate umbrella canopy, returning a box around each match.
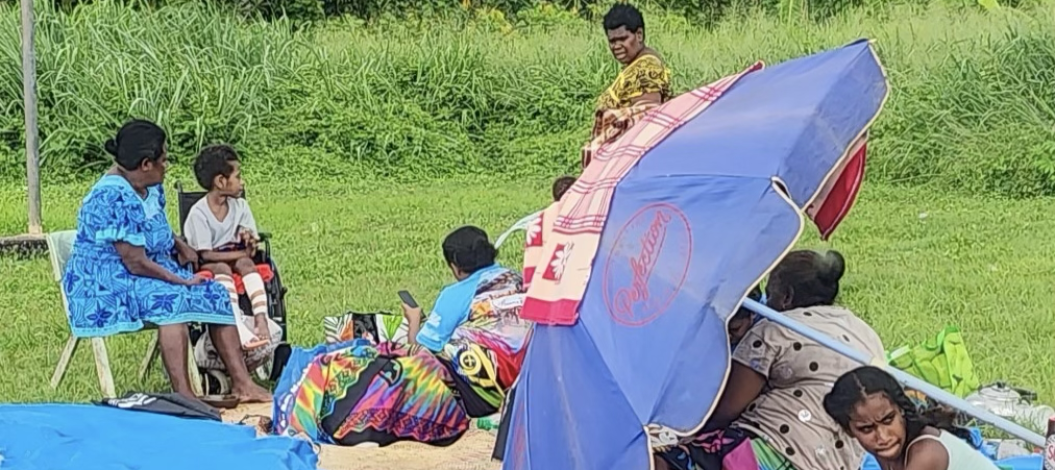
[503,39,889,470]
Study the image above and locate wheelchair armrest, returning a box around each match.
[259,232,271,241]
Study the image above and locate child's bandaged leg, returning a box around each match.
[243,271,271,348]
[213,273,241,315]
[197,315,283,372]
[216,273,266,350]
[242,272,269,321]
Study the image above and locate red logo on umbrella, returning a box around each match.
[602,203,692,327]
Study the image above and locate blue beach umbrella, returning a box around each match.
[503,39,889,470]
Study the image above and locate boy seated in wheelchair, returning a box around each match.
[184,144,280,356]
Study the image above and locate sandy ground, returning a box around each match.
[222,402,502,470]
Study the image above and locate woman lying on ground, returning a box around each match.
[273,226,529,446]
[824,366,999,470]
[62,119,270,403]
[581,3,672,168]
[655,249,885,470]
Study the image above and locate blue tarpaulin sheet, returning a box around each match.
[0,404,319,470]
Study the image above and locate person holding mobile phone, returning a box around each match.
[275,226,530,447]
[399,225,530,415]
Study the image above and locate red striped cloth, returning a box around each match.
[581,104,658,169]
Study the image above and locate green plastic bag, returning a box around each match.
[886,326,980,398]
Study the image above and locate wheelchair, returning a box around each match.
[173,182,290,348]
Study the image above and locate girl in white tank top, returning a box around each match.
[823,366,1000,470]
[904,429,999,470]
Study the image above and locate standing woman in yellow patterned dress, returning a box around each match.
[582,3,673,168]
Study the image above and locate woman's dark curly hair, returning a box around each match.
[766,249,845,311]
[823,366,972,447]
[442,226,497,275]
[105,119,166,171]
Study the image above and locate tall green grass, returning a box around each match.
[1,1,1054,196]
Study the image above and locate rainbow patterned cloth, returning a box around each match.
[273,339,469,447]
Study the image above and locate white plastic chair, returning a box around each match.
[47,230,202,398]
[495,209,543,249]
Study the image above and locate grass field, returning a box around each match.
[1,178,1053,406]
[2,1,1054,195]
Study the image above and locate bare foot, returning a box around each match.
[176,389,200,403]
[236,320,269,351]
[233,382,272,403]
[254,317,271,344]
[178,389,220,414]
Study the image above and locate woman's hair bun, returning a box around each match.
[815,249,845,284]
[104,138,119,157]
[472,237,498,262]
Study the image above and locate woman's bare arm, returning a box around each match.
[114,241,195,285]
[405,311,422,345]
[172,236,203,268]
[173,236,194,256]
[705,362,767,430]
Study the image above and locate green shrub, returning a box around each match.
[1,1,1053,196]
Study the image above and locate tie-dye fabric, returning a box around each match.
[273,339,469,447]
[275,268,530,446]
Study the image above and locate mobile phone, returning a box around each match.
[398,290,419,309]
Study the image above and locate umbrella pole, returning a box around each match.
[741,298,1045,447]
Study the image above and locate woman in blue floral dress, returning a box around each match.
[63,119,271,403]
